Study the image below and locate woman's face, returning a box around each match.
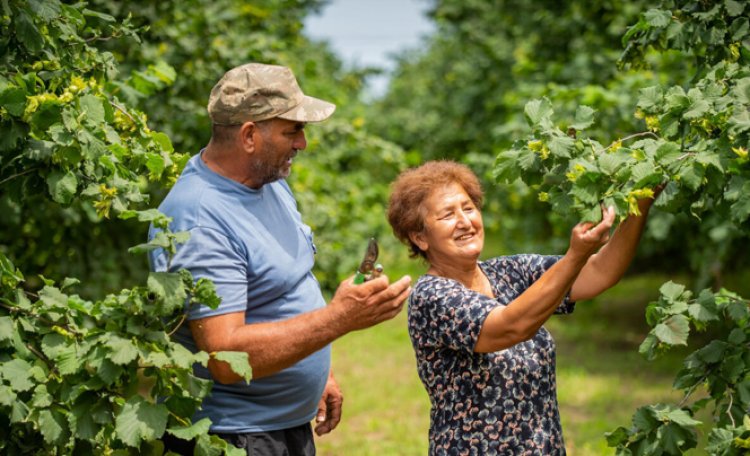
[411,182,484,266]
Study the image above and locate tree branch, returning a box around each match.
[0,168,40,187]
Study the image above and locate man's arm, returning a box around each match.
[190,275,411,383]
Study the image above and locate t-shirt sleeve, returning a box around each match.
[168,227,249,320]
[408,277,497,353]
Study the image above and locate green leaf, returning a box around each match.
[10,398,29,423]
[41,333,80,375]
[119,208,171,226]
[39,408,68,444]
[693,4,721,21]
[0,358,35,392]
[31,384,52,408]
[725,176,749,201]
[597,152,629,175]
[115,396,168,447]
[70,397,99,440]
[169,342,197,370]
[27,0,62,20]
[633,405,659,431]
[687,302,718,323]
[733,78,750,104]
[0,384,15,406]
[726,301,749,322]
[664,86,690,112]
[644,9,672,28]
[657,422,697,454]
[728,107,750,135]
[569,105,595,130]
[493,149,522,183]
[195,433,226,456]
[517,147,537,170]
[638,86,663,112]
[730,197,750,223]
[690,289,718,322]
[82,8,116,22]
[696,340,727,364]
[106,335,139,365]
[192,278,222,309]
[149,61,177,85]
[145,153,166,178]
[728,328,745,344]
[47,170,78,205]
[653,315,689,346]
[660,281,686,301]
[706,428,734,454]
[683,89,710,119]
[631,161,662,187]
[578,205,602,223]
[150,131,174,153]
[79,94,105,124]
[0,119,28,152]
[167,417,212,440]
[213,351,252,383]
[524,98,554,128]
[546,133,574,158]
[128,235,171,254]
[725,0,745,16]
[15,12,44,53]
[0,86,27,117]
[678,163,704,191]
[695,151,723,172]
[0,317,13,344]
[97,358,123,385]
[605,426,630,446]
[570,182,600,205]
[148,272,188,314]
[173,231,191,245]
[654,141,682,167]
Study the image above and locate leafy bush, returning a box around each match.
[0,2,249,453]
[493,1,750,453]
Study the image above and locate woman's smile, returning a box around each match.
[414,182,485,266]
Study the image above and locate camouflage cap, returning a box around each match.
[207,63,336,125]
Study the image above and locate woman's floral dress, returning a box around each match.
[408,254,575,456]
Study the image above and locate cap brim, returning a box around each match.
[277,95,336,123]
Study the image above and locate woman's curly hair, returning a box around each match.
[387,160,483,260]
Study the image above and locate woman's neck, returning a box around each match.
[428,260,494,298]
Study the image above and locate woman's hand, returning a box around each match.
[567,206,616,263]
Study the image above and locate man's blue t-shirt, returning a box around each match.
[148,152,330,433]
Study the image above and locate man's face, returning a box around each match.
[252,118,307,186]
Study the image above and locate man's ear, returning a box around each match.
[409,231,428,252]
[238,121,258,153]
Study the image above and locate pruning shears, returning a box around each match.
[353,238,383,284]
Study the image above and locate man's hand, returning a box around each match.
[188,274,411,382]
[329,274,412,332]
[315,372,343,436]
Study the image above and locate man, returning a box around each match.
[149,63,411,455]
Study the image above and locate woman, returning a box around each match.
[387,160,656,455]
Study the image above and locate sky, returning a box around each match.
[304,0,435,97]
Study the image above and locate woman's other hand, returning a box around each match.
[567,205,616,263]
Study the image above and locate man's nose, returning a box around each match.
[294,131,307,150]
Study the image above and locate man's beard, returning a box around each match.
[252,155,290,187]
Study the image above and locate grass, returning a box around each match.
[313,251,748,454]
